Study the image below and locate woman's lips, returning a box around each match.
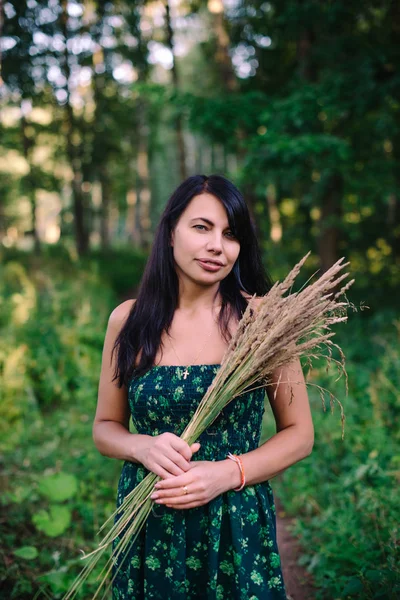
[196,259,223,272]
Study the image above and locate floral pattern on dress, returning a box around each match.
[112,365,287,599]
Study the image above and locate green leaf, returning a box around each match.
[39,569,71,594]
[342,577,364,595]
[38,472,78,502]
[32,505,71,537]
[364,570,383,583]
[13,546,39,560]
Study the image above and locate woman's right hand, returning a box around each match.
[138,432,201,480]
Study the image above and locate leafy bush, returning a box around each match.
[85,247,148,298]
[264,310,400,599]
[0,242,148,298]
[0,259,114,443]
[0,250,145,598]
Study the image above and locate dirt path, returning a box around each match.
[275,497,316,600]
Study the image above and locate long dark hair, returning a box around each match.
[113,174,273,386]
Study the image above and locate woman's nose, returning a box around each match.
[206,233,223,254]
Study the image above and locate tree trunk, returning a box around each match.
[164,0,187,181]
[99,166,111,249]
[0,1,4,87]
[241,183,257,233]
[210,143,216,172]
[266,183,282,243]
[206,0,242,176]
[60,0,88,256]
[207,0,238,92]
[297,20,318,237]
[297,28,317,82]
[119,4,151,248]
[317,173,343,274]
[126,185,140,245]
[21,115,40,253]
[388,192,400,258]
[136,98,151,251]
[133,181,143,247]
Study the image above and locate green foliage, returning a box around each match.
[0,257,113,446]
[0,251,144,598]
[32,506,72,538]
[13,547,39,561]
[85,247,148,298]
[262,311,400,599]
[38,473,78,503]
[0,244,146,444]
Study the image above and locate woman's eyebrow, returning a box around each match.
[190,217,231,229]
[190,217,214,226]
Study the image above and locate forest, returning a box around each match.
[0,1,399,599]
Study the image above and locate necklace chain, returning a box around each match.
[169,327,214,380]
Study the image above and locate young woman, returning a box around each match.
[94,174,314,599]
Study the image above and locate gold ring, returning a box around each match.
[182,485,188,495]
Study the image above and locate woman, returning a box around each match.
[94,174,314,599]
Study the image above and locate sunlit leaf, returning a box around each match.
[38,472,78,502]
[32,505,71,537]
[14,546,39,560]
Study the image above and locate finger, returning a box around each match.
[156,497,192,507]
[154,474,189,489]
[168,494,200,505]
[155,466,183,480]
[152,485,196,499]
[190,442,201,454]
[159,456,187,477]
[155,492,198,505]
[170,437,193,462]
[165,499,201,509]
[171,451,192,473]
[155,460,200,486]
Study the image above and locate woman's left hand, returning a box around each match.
[149,460,232,509]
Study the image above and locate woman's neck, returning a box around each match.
[176,281,221,313]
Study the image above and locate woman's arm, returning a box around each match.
[235,357,314,487]
[150,357,314,504]
[216,294,314,488]
[93,299,153,464]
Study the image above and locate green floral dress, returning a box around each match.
[112,364,287,600]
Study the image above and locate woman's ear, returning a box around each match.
[170,228,175,247]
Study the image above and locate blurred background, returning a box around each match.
[0,1,399,599]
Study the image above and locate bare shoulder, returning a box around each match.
[108,299,136,331]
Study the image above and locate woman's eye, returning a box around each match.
[225,231,236,239]
[194,224,207,231]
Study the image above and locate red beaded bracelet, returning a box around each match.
[226,452,246,491]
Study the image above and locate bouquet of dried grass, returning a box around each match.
[64,251,355,600]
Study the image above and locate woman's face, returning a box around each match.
[171,193,241,287]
